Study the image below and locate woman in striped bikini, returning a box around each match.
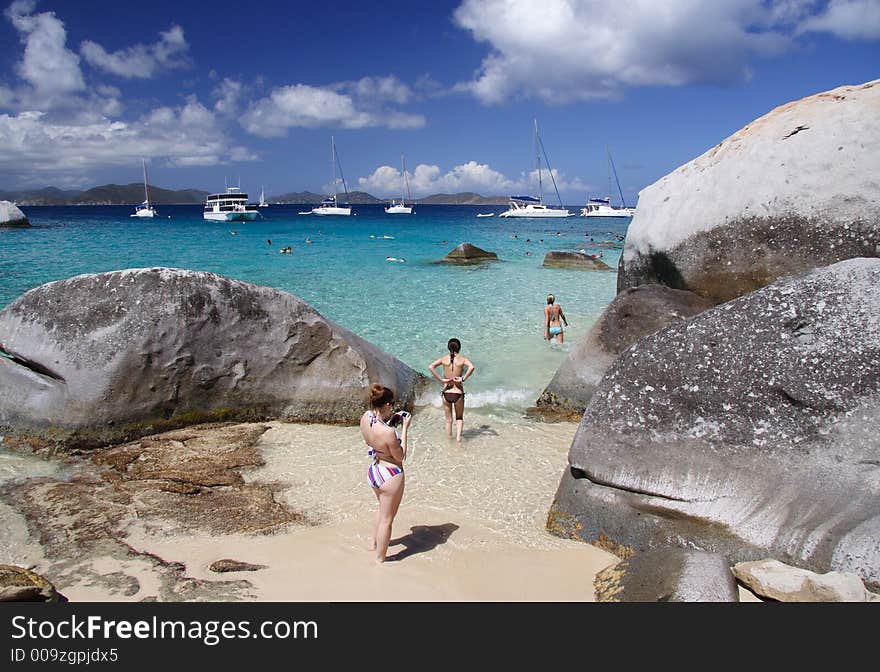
[359,383,411,563]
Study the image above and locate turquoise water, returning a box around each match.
[1,204,628,413]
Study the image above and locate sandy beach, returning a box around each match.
[22,409,624,602]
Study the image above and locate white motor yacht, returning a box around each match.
[203,186,261,221]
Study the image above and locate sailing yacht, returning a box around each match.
[499,120,572,218]
[312,137,352,216]
[131,158,157,218]
[258,186,269,208]
[581,147,636,218]
[385,153,413,215]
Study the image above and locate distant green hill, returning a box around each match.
[414,192,508,205]
[3,185,510,206]
[273,190,382,204]
[75,183,207,205]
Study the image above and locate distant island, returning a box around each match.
[2,184,511,206]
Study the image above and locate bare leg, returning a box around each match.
[454,396,465,442]
[442,398,453,437]
[374,473,405,563]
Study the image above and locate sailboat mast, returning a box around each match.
[534,119,543,203]
[331,136,337,201]
[401,153,412,203]
[142,158,149,204]
[607,146,628,208]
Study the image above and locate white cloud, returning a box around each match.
[240,78,425,137]
[357,160,587,198]
[797,0,880,39]
[80,24,190,78]
[5,0,85,103]
[213,78,243,117]
[0,100,255,187]
[452,0,813,104]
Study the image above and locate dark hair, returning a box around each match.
[368,383,394,408]
[547,294,555,304]
[447,338,461,367]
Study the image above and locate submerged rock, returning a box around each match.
[548,258,880,591]
[0,267,426,451]
[542,250,611,270]
[0,201,29,228]
[619,79,880,304]
[594,548,738,602]
[530,285,712,420]
[438,242,498,263]
[209,559,267,573]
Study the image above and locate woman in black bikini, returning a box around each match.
[428,338,475,443]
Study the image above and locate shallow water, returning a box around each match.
[2,204,627,411]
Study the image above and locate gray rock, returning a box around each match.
[595,548,739,602]
[0,565,64,602]
[530,285,712,420]
[542,250,611,270]
[548,258,880,590]
[619,79,880,304]
[209,559,267,573]
[0,268,426,451]
[732,559,871,602]
[438,242,498,263]
[0,201,29,228]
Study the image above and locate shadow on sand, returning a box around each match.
[387,523,459,562]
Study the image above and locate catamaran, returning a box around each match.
[258,186,269,208]
[312,137,352,216]
[581,147,636,218]
[131,158,157,218]
[385,153,413,214]
[499,119,572,218]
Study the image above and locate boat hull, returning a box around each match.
[385,206,413,214]
[312,207,352,216]
[130,209,155,218]
[499,208,572,218]
[203,211,261,222]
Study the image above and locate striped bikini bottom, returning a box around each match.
[368,461,403,489]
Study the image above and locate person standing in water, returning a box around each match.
[544,293,569,344]
[359,384,411,563]
[428,338,475,443]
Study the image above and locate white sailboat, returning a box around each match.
[312,137,352,216]
[581,147,636,218]
[499,120,572,218]
[258,186,269,208]
[131,158,157,218]
[385,153,413,215]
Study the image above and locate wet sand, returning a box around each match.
[61,409,623,601]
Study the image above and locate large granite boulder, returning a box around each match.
[0,268,426,451]
[438,242,498,263]
[618,79,880,304]
[542,250,611,270]
[0,201,29,227]
[548,258,880,590]
[732,559,874,602]
[530,285,713,420]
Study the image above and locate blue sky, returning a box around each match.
[0,0,877,204]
